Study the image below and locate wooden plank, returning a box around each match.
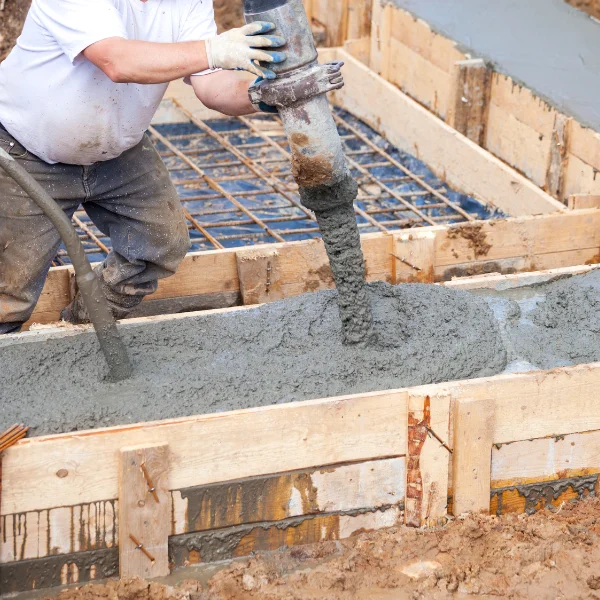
[545,113,571,200]
[443,264,598,292]
[118,443,169,578]
[1,391,408,514]
[568,194,600,210]
[346,0,372,41]
[388,37,452,119]
[310,0,346,46]
[1,457,405,564]
[390,8,465,74]
[413,362,600,446]
[491,429,600,488]
[21,209,600,328]
[568,120,600,173]
[452,397,494,515]
[484,100,552,189]
[236,247,283,305]
[171,456,406,536]
[369,0,390,76]
[563,152,600,199]
[434,210,599,269]
[487,72,557,137]
[331,49,564,217]
[446,59,491,146]
[393,230,436,283]
[405,394,451,527]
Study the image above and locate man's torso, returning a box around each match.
[0,0,215,165]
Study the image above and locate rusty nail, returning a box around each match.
[390,252,422,272]
[425,425,453,454]
[140,463,160,503]
[129,533,156,563]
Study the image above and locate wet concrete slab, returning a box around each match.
[388,0,600,131]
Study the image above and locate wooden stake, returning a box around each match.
[236,247,283,305]
[452,397,494,516]
[546,113,571,201]
[119,443,169,579]
[447,58,491,146]
[405,394,451,527]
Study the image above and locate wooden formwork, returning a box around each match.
[2,261,600,592]
[304,0,600,206]
[2,31,600,596]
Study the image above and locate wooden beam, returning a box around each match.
[545,113,571,201]
[1,391,408,514]
[236,247,283,305]
[331,49,565,217]
[446,58,491,146]
[119,443,169,579]
[568,194,600,210]
[452,397,494,515]
[405,394,451,527]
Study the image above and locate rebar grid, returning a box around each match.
[54,103,500,264]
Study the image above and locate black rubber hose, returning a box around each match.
[0,147,133,381]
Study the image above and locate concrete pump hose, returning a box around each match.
[0,147,133,381]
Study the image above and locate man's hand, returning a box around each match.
[205,22,286,79]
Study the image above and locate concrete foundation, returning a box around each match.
[1,271,599,437]
[389,0,600,130]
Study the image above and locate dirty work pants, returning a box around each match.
[0,124,191,334]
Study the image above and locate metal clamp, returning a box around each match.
[249,61,344,109]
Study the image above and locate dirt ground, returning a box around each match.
[48,497,600,600]
[565,0,600,19]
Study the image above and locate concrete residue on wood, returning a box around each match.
[0,281,506,436]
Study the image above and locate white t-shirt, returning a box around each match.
[0,0,217,165]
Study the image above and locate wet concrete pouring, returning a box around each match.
[1,269,599,437]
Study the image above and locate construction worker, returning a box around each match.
[0,0,301,333]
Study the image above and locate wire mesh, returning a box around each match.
[54,103,503,265]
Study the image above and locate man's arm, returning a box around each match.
[84,38,210,84]
[191,71,256,116]
[83,22,286,85]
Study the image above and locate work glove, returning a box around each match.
[205,22,286,80]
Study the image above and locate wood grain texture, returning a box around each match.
[447,59,491,146]
[452,397,494,515]
[405,394,451,527]
[568,194,600,210]
[119,443,169,578]
[236,247,283,305]
[0,457,405,564]
[545,113,571,200]
[1,391,408,514]
[393,230,437,283]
